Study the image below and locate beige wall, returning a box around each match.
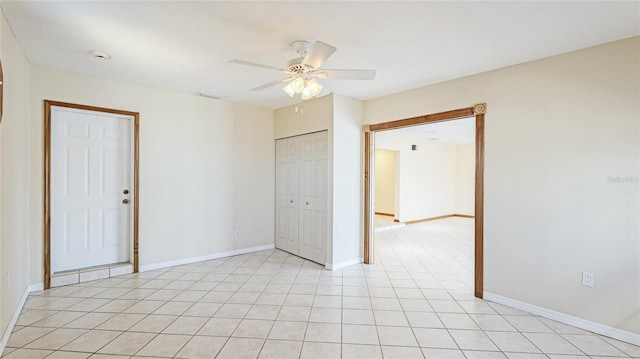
[28,66,275,279]
[273,95,333,140]
[0,9,31,336]
[374,149,397,215]
[455,143,475,216]
[365,37,640,334]
[232,104,275,249]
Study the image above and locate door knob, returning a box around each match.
[123,189,129,194]
[290,200,293,203]
[306,202,309,205]
[123,199,129,204]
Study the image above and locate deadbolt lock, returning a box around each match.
[123,189,129,194]
[123,199,129,204]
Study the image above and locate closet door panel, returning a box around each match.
[275,138,300,255]
[275,139,289,251]
[286,138,300,254]
[298,131,328,264]
[314,151,327,253]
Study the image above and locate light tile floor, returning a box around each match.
[3,217,639,358]
[374,214,405,232]
[374,214,396,228]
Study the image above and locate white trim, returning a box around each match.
[139,244,275,272]
[28,283,44,292]
[325,257,363,271]
[128,113,136,273]
[0,289,29,351]
[484,292,640,346]
[0,283,41,354]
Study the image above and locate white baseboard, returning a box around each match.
[0,283,38,354]
[139,243,275,272]
[325,257,363,271]
[484,292,640,346]
[28,283,44,292]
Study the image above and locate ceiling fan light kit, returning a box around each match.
[230,40,376,101]
[283,77,323,99]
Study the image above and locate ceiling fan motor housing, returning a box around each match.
[286,58,307,74]
[287,40,313,73]
[291,40,311,55]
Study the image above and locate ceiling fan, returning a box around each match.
[230,40,376,100]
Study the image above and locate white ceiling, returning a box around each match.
[376,117,476,145]
[2,1,638,109]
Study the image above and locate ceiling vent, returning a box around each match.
[90,50,111,59]
[198,92,224,100]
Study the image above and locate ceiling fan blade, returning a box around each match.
[315,69,376,80]
[301,41,337,70]
[229,59,287,72]
[250,77,293,91]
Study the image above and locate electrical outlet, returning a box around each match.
[234,230,240,239]
[6,271,10,288]
[582,272,594,287]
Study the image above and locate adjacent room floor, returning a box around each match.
[374,214,404,232]
[374,214,396,229]
[2,218,638,358]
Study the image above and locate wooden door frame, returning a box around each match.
[44,100,140,289]
[363,103,486,298]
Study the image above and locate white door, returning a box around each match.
[51,106,132,273]
[275,137,299,255]
[298,132,327,264]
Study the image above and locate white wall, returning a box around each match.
[365,37,640,335]
[273,95,333,139]
[374,149,396,215]
[232,104,275,249]
[455,143,475,215]
[332,94,363,266]
[376,133,456,222]
[28,66,275,281]
[374,139,475,220]
[0,8,31,337]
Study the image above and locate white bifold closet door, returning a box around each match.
[275,131,328,265]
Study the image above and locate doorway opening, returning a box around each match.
[364,104,485,298]
[44,101,140,289]
[373,149,402,232]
